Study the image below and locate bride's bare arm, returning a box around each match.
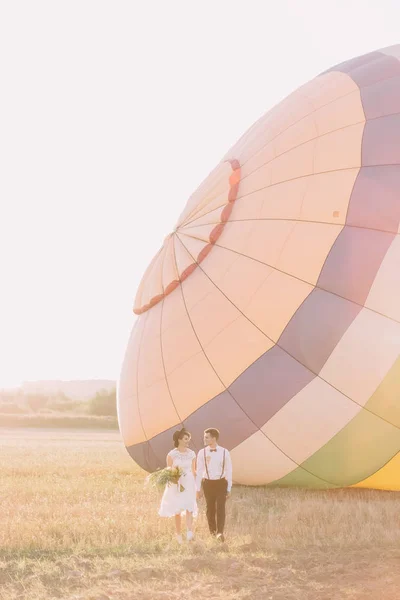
[167,455,173,467]
[191,457,196,476]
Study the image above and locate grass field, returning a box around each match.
[0,414,118,429]
[1,428,400,600]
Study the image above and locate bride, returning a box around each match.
[158,428,197,543]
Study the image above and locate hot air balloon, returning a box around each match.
[118,45,400,490]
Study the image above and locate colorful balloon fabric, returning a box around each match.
[118,45,400,490]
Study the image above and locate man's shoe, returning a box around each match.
[186,530,194,541]
[216,533,225,542]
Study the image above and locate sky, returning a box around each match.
[0,0,399,388]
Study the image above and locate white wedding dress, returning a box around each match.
[158,448,198,517]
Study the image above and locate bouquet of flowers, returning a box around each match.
[146,466,185,492]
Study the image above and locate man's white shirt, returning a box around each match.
[195,445,232,492]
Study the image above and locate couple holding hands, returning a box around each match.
[158,427,232,543]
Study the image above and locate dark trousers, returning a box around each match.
[202,478,228,534]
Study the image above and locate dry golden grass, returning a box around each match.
[1,427,400,600]
[0,414,118,429]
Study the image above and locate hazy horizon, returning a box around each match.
[1,0,399,388]
[0,377,116,390]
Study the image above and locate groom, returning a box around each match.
[196,428,232,542]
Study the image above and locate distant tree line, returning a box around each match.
[0,389,117,417]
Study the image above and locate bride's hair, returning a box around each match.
[173,428,191,448]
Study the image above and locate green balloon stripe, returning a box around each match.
[272,357,400,488]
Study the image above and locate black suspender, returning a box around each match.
[221,448,226,478]
[204,448,210,479]
[203,447,226,480]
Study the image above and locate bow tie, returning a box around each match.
[210,449,217,452]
